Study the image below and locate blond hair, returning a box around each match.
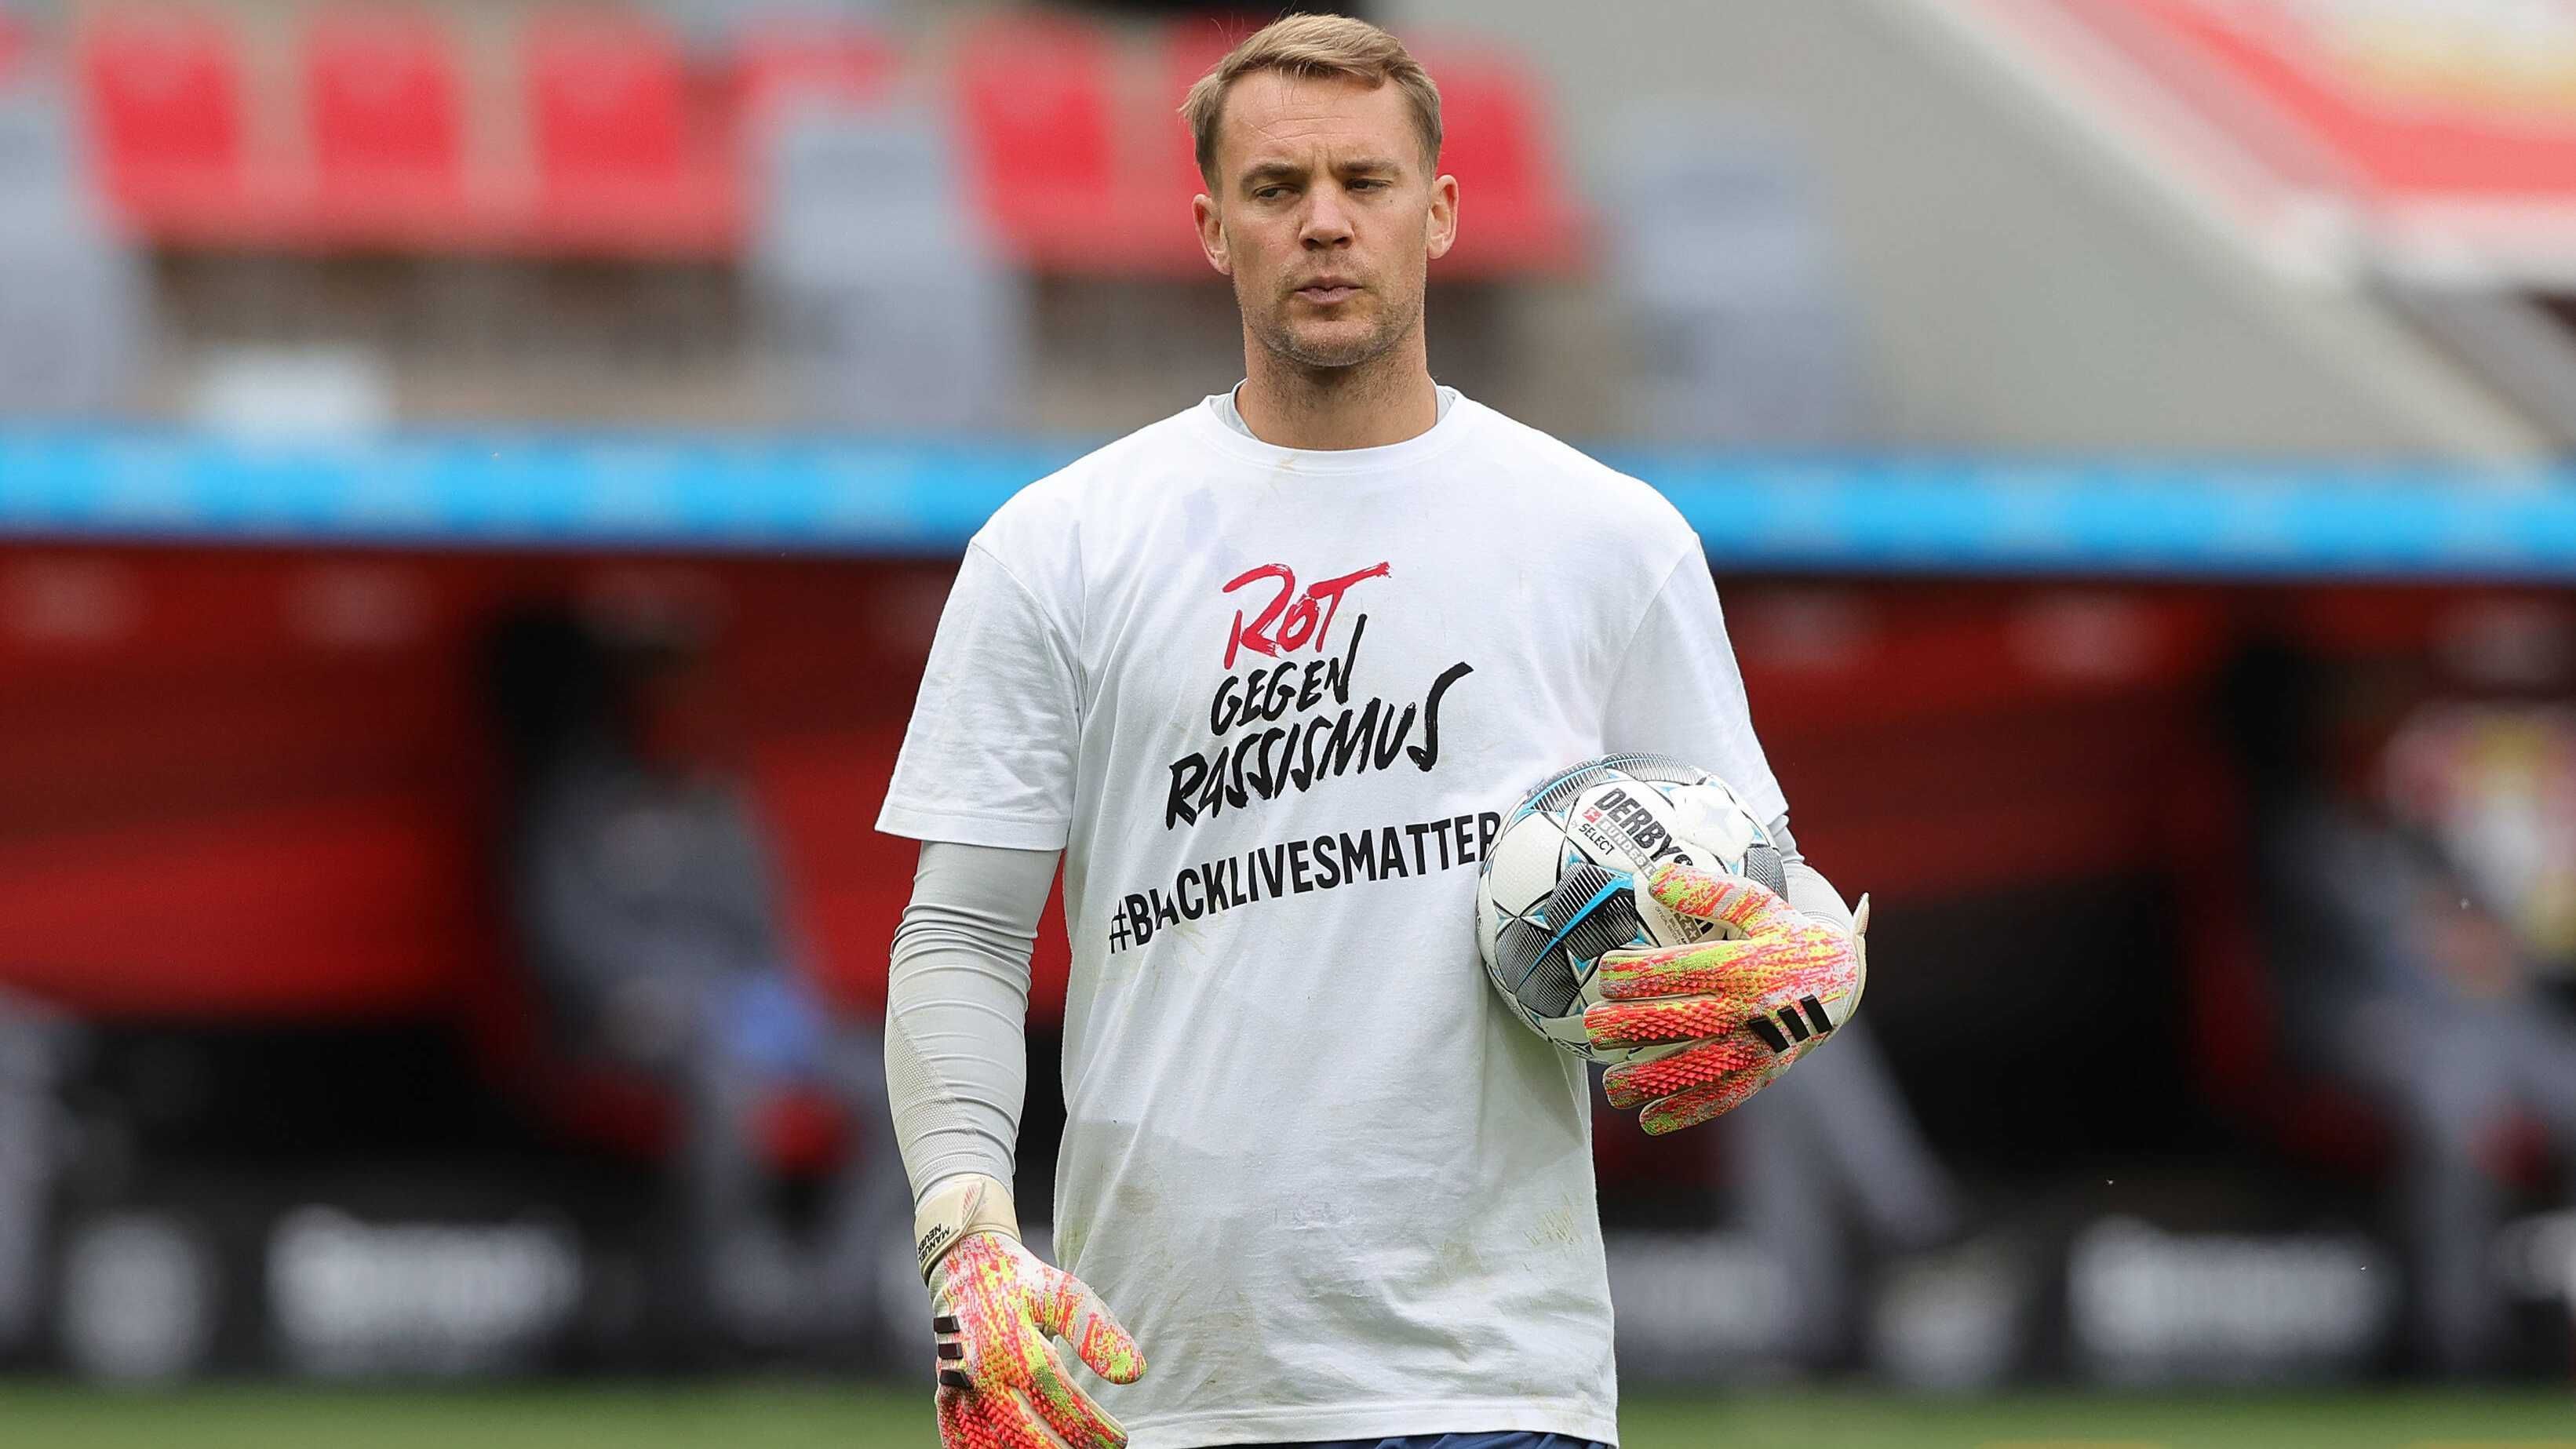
[1180,14,1442,187]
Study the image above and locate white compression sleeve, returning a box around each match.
[1768,814,1856,934]
[884,840,1059,1206]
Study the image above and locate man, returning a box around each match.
[2229,639,2576,1377]
[878,16,1867,1447]
[488,606,903,1356]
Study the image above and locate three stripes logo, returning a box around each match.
[1746,996,1837,1054]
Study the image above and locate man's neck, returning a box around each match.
[1234,339,1440,451]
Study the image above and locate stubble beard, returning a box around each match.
[1246,280,1423,376]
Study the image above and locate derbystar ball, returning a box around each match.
[1474,754,1783,1065]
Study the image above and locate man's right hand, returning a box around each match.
[918,1174,1145,1449]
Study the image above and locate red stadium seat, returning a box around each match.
[1410,46,1580,275]
[1130,16,1261,271]
[1157,16,1257,184]
[725,18,896,134]
[302,9,468,244]
[0,9,31,81]
[720,16,898,214]
[522,9,730,255]
[77,6,252,239]
[953,15,1117,267]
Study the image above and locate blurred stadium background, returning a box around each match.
[3,0,2576,1443]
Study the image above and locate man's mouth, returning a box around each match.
[1293,281,1361,304]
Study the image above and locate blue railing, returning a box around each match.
[2,430,2573,579]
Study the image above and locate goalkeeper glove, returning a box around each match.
[916,1173,1146,1449]
[1582,859,1868,1134]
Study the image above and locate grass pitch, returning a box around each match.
[0,1383,2571,1447]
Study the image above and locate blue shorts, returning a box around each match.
[1267,1436,1608,1449]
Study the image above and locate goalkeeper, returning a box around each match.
[876,14,1867,1449]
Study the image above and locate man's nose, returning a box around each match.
[1300,187,1354,249]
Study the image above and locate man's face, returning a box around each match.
[1194,71,1457,372]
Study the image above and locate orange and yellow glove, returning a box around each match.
[1583,859,1868,1134]
[916,1173,1146,1449]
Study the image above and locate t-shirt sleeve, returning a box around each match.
[876,541,1084,850]
[1605,541,1789,826]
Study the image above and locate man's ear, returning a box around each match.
[1426,173,1459,262]
[1193,191,1231,276]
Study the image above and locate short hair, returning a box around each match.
[1180,13,1442,187]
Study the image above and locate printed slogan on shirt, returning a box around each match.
[1110,810,1503,953]
[1116,559,1484,956]
[1165,561,1475,830]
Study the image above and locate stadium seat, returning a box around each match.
[722,15,896,218]
[0,84,146,413]
[0,87,92,233]
[724,17,896,135]
[0,9,30,82]
[302,9,468,246]
[1409,46,1580,275]
[523,9,731,255]
[747,105,1029,431]
[1601,119,1865,443]
[1131,17,1259,271]
[952,15,1117,267]
[76,6,253,240]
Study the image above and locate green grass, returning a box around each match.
[0,1384,2571,1448]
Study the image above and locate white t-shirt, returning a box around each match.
[876,389,1784,1449]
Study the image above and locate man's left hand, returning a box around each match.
[1583,859,1867,1134]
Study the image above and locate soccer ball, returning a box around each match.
[1475,754,1784,1065]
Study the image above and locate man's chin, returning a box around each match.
[1271,321,1390,370]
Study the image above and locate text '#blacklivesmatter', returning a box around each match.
[1165,610,1474,829]
[1112,810,1504,954]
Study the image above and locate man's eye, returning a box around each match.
[1348,179,1386,191]
[1252,187,1288,200]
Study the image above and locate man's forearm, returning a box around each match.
[885,841,1059,1204]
